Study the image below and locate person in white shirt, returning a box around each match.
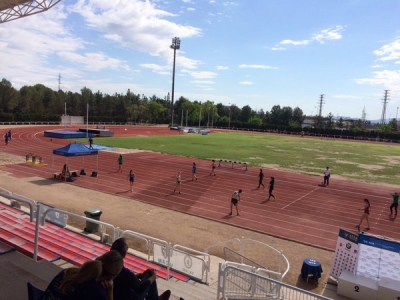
[323,167,330,186]
[229,189,242,216]
[173,171,181,194]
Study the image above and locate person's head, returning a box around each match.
[260,169,262,172]
[271,176,274,180]
[129,169,132,174]
[238,189,242,194]
[212,159,215,162]
[193,162,196,166]
[60,260,102,293]
[364,198,370,205]
[394,192,398,195]
[96,250,124,280]
[111,237,128,258]
[326,167,329,170]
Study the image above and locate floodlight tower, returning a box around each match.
[170,37,180,126]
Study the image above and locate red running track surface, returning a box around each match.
[1,125,399,251]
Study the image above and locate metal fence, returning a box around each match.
[217,262,332,300]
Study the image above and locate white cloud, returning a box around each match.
[312,26,344,44]
[188,71,218,79]
[280,39,310,46]
[354,69,400,92]
[267,46,286,51]
[187,7,195,11]
[216,66,229,70]
[373,39,400,62]
[238,64,277,69]
[239,81,254,85]
[279,25,344,47]
[372,64,384,68]
[140,63,167,72]
[71,0,202,69]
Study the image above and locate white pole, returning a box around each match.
[64,102,67,130]
[181,109,183,127]
[86,103,89,138]
[198,109,201,129]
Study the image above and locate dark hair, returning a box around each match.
[238,189,242,193]
[111,238,128,258]
[364,198,370,204]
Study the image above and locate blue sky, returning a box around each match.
[1,0,400,120]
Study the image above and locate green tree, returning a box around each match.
[248,115,263,127]
[0,78,18,113]
[292,107,305,125]
[270,105,281,125]
[377,123,393,136]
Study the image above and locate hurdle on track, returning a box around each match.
[218,159,248,171]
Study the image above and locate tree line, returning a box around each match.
[0,78,306,128]
[1,77,399,140]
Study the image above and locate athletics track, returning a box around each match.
[0,125,399,251]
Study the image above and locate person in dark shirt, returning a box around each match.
[257,169,265,189]
[43,250,123,300]
[111,238,171,300]
[267,177,276,201]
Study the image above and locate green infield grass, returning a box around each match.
[82,132,400,185]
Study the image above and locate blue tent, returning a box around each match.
[52,143,98,178]
[53,142,98,156]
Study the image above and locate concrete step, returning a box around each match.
[157,277,217,300]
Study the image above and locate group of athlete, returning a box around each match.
[172,161,276,217]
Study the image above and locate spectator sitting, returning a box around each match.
[61,164,70,180]
[42,250,123,300]
[111,237,171,300]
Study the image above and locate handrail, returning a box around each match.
[34,204,117,261]
[120,230,170,280]
[0,191,36,222]
[205,238,289,281]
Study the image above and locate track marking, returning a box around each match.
[281,187,320,210]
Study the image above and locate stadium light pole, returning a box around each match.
[170,37,180,126]
[228,104,231,129]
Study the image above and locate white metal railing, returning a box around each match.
[205,238,290,281]
[172,244,210,283]
[0,191,36,222]
[217,262,332,300]
[119,230,170,279]
[34,204,118,261]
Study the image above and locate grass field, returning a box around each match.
[88,132,400,185]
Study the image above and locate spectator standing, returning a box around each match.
[173,171,181,194]
[7,130,11,140]
[127,170,135,192]
[390,192,399,217]
[267,177,276,201]
[257,169,265,189]
[229,189,242,216]
[210,160,216,176]
[111,238,171,300]
[357,198,371,230]
[4,133,8,145]
[192,162,197,181]
[118,155,123,173]
[89,136,93,149]
[323,167,330,186]
[42,250,123,300]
